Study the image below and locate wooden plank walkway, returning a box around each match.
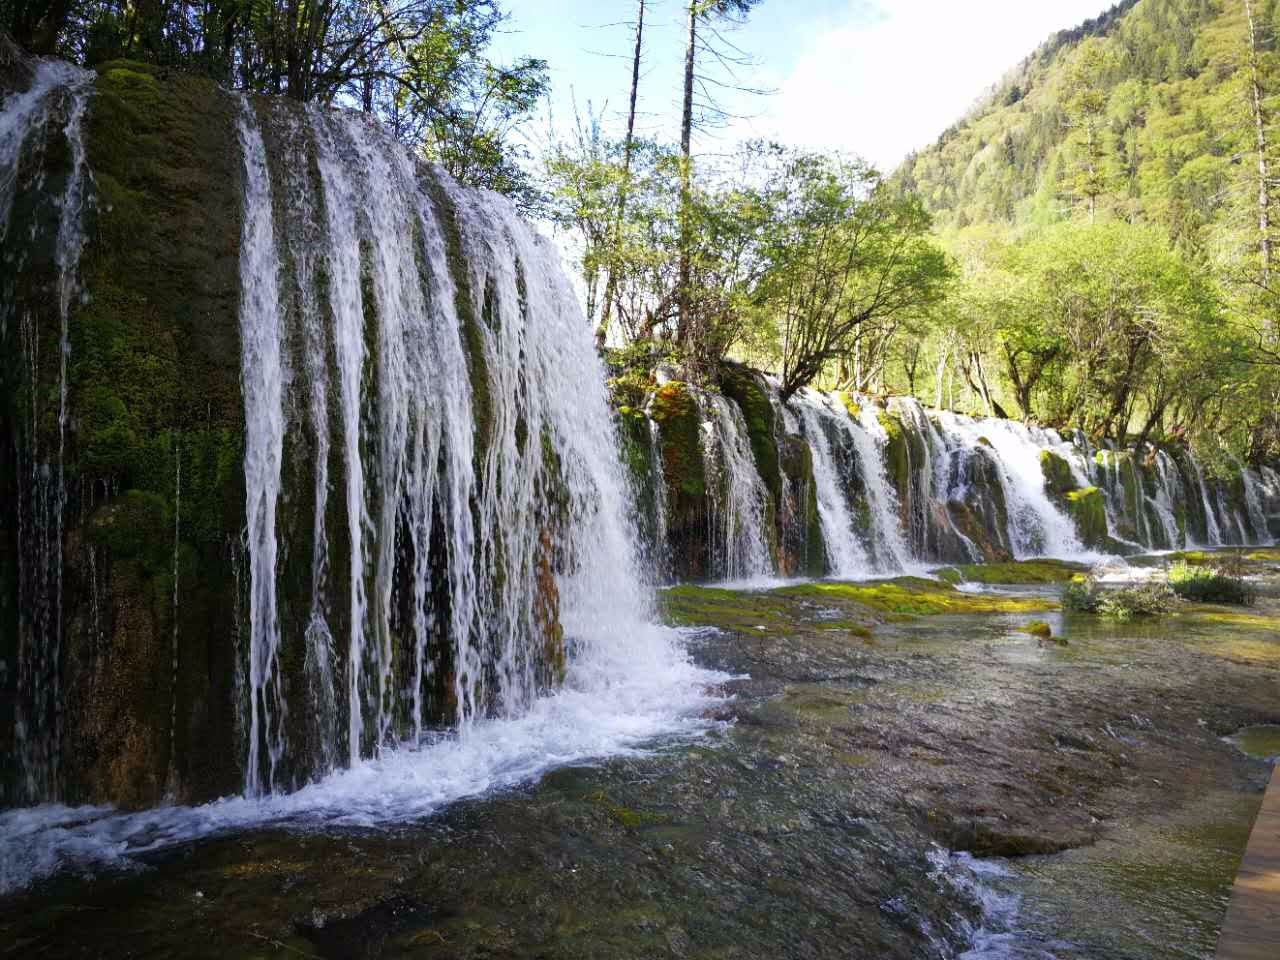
[1217,765,1280,960]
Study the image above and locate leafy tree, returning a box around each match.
[1001,221,1223,439]
[1062,37,1116,221]
[748,152,952,401]
[2,0,547,202]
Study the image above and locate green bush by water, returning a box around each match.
[1167,561,1256,606]
[1063,577,1178,622]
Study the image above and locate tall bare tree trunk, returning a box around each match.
[1246,0,1272,281]
[598,0,646,345]
[972,350,995,418]
[677,2,697,351]
[934,349,949,410]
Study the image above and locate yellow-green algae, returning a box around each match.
[660,585,799,631]
[936,560,1088,585]
[777,577,1057,615]
[1230,725,1280,759]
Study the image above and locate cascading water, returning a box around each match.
[1190,455,1224,547]
[698,392,775,581]
[5,62,93,804]
[647,418,672,582]
[892,396,983,563]
[794,392,872,578]
[1235,457,1270,543]
[935,414,1088,559]
[236,97,288,796]
[2,87,723,893]
[1147,450,1183,549]
[850,402,915,571]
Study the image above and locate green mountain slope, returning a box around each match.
[895,0,1277,264]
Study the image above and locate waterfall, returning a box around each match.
[229,99,690,785]
[935,414,1087,559]
[850,404,914,570]
[0,61,86,244]
[1260,465,1280,541]
[647,419,672,582]
[236,97,288,796]
[5,63,93,803]
[1148,450,1183,549]
[1236,459,1269,543]
[282,107,339,776]
[1218,485,1249,546]
[794,392,871,577]
[698,392,774,580]
[1190,455,1224,547]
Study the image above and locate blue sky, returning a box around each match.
[492,0,1115,170]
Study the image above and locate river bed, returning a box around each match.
[1,555,1277,959]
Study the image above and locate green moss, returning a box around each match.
[87,490,171,571]
[936,560,1088,584]
[1040,449,1076,499]
[878,410,911,504]
[1064,487,1110,550]
[659,584,796,631]
[777,577,1057,615]
[835,391,861,419]
[650,382,706,499]
[1020,620,1053,639]
[425,174,492,462]
[719,363,780,504]
[586,790,669,828]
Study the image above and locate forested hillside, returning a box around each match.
[898,0,1255,248]
[888,0,1280,464]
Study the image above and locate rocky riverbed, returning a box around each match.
[2,551,1277,959]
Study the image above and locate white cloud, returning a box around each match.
[737,0,1111,170]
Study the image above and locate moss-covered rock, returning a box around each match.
[719,363,780,504]
[1065,487,1112,551]
[879,410,911,509]
[650,382,710,580]
[936,559,1089,585]
[777,577,1057,616]
[777,432,827,577]
[944,445,1013,562]
[1040,450,1076,501]
[1,57,246,806]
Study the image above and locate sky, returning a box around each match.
[492,0,1116,171]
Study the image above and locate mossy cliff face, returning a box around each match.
[719,363,780,505]
[1040,450,1121,553]
[649,381,711,580]
[2,57,582,806]
[644,368,825,581]
[778,433,826,577]
[945,443,1013,562]
[1,60,246,806]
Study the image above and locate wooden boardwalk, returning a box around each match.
[1217,766,1280,960]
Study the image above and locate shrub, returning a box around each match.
[1062,578,1100,613]
[1167,561,1256,606]
[1096,582,1177,622]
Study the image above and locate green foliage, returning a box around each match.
[1097,582,1178,621]
[1062,578,1102,613]
[890,0,1280,454]
[3,0,547,204]
[1167,560,1257,605]
[748,150,953,399]
[1064,576,1178,620]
